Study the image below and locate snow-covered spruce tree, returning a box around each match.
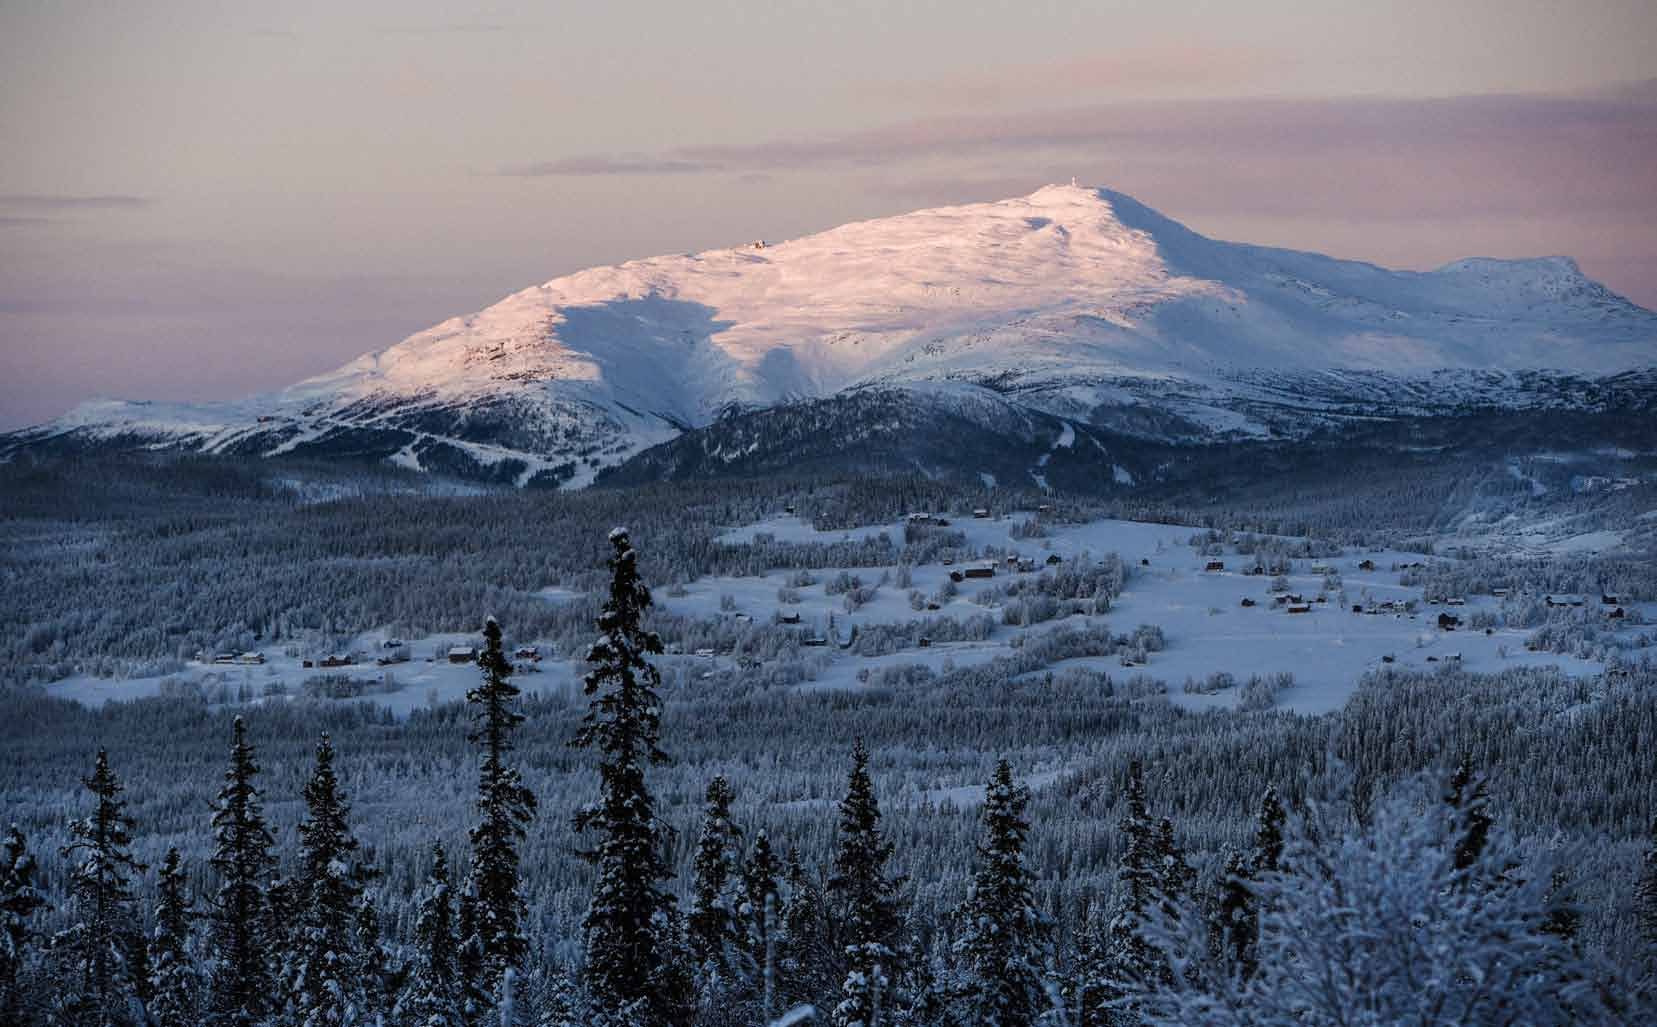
[1,824,47,1023]
[1092,758,1164,1023]
[572,527,689,1026]
[949,759,1052,1027]
[53,748,147,1027]
[779,849,831,1010]
[455,889,490,1023]
[291,732,370,1026]
[742,830,782,974]
[1067,899,1113,1027]
[397,844,462,1027]
[1210,848,1253,977]
[354,889,394,1020]
[1251,786,1285,876]
[1153,817,1194,914]
[1212,783,1287,979]
[1445,752,1492,873]
[467,616,538,987]
[208,716,276,1026]
[146,848,201,1027]
[828,739,906,1027]
[1127,775,1638,1026]
[531,965,586,1027]
[1540,868,1581,947]
[688,775,745,970]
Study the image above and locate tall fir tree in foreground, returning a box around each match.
[208,716,275,1026]
[1,825,47,1023]
[54,749,147,1027]
[146,849,200,1027]
[688,775,745,970]
[828,740,906,1027]
[467,616,538,989]
[951,759,1051,1027]
[291,732,370,1026]
[572,527,688,1026]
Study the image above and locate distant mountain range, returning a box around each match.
[7,184,1655,489]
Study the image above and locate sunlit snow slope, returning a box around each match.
[10,185,1655,486]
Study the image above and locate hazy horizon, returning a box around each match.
[3,0,1655,429]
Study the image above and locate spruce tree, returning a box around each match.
[779,849,830,1008]
[1098,759,1163,1013]
[54,748,146,1026]
[1212,848,1255,977]
[354,890,394,1021]
[951,759,1051,1027]
[467,616,537,986]
[1445,753,1492,873]
[292,732,369,1026]
[687,775,744,969]
[208,716,275,1026]
[1068,900,1113,1027]
[400,845,462,1027]
[743,829,782,970]
[828,740,906,1027]
[534,966,585,1027]
[1214,784,1287,980]
[1153,817,1195,914]
[0,824,47,1023]
[1539,868,1580,947]
[572,527,687,1025]
[147,848,200,1027]
[1251,785,1286,876]
[455,889,490,1024]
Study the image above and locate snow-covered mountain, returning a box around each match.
[8,185,1655,487]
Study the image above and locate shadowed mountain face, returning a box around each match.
[6,185,1655,487]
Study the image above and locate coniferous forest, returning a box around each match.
[3,458,1656,1025]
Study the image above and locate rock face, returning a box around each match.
[7,185,1655,487]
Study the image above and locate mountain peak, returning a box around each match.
[12,187,1653,487]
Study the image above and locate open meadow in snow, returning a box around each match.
[46,508,1634,720]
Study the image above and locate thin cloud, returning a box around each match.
[377,23,517,35]
[503,155,721,177]
[861,43,1285,108]
[513,87,1657,224]
[0,215,54,227]
[0,194,151,210]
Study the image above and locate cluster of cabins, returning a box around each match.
[210,651,266,666]
[1239,592,1321,614]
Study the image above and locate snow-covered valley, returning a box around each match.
[47,510,1633,720]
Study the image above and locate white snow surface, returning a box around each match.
[49,512,1632,721]
[26,185,1656,482]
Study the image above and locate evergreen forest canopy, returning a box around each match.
[2,455,1656,1023]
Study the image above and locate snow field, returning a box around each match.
[48,510,1634,720]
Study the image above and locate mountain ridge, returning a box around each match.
[7,184,1655,487]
